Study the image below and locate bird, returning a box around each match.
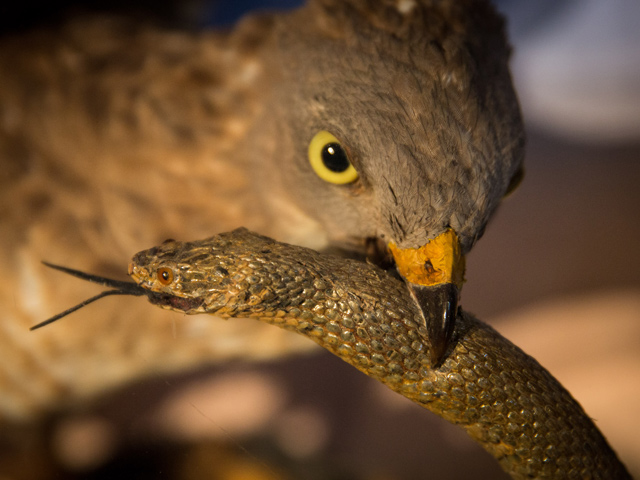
[0,0,524,436]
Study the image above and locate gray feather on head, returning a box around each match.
[249,0,524,252]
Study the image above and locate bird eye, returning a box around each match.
[157,267,174,285]
[308,131,358,184]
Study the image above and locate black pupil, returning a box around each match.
[321,143,350,173]
[161,271,170,281]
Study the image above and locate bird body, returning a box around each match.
[0,0,524,424]
[0,12,301,421]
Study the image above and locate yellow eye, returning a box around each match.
[157,267,174,285]
[308,131,358,184]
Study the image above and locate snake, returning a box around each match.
[33,228,631,479]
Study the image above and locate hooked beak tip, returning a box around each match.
[407,282,459,366]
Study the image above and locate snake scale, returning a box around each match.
[60,227,626,479]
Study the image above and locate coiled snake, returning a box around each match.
[34,229,631,479]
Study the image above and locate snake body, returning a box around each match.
[127,228,630,479]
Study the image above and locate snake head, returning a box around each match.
[128,229,276,316]
[128,239,212,314]
[31,230,276,330]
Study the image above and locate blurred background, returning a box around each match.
[1,1,638,479]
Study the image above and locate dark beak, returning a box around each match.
[406,282,459,366]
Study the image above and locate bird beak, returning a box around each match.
[388,229,465,366]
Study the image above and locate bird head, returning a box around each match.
[248,0,525,364]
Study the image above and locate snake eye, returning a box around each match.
[308,131,358,184]
[157,267,174,285]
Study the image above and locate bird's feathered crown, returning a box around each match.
[308,0,509,54]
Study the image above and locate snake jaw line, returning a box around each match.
[146,293,206,313]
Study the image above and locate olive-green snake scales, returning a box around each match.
[39,229,631,479]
